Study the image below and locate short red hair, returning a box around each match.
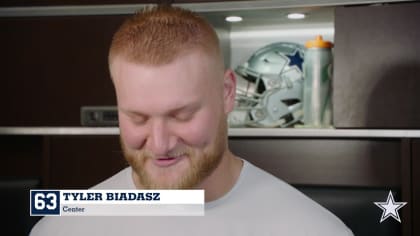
[109,5,221,67]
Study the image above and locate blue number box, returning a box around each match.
[30,190,61,216]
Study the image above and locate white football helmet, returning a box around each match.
[229,42,305,128]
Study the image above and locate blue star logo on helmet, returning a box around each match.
[286,50,304,71]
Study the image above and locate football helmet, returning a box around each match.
[229,42,305,128]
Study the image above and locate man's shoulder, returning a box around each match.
[239,159,292,191]
[91,166,132,189]
[237,160,353,235]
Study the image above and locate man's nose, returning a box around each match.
[146,119,174,156]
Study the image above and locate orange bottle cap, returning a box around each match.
[305,35,333,48]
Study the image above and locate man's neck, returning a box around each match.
[198,151,243,202]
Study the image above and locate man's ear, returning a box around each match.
[223,69,237,114]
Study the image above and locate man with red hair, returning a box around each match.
[31,5,352,235]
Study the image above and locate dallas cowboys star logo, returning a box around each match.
[286,50,303,70]
[374,190,407,223]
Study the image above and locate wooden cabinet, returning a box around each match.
[0,0,159,7]
[0,136,44,235]
[0,15,123,126]
[48,136,127,188]
[0,136,43,178]
[0,0,249,7]
[412,139,420,236]
[333,3,420,128]
[230,138,402,187]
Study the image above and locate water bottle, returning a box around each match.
[302,35,334,128]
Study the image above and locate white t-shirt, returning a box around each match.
[30,160,353,236]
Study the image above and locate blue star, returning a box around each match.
[286,50,303,71]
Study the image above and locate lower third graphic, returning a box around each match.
[30,190,204,216]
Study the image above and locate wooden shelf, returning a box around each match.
[1,127,420,138]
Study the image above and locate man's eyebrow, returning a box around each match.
[169,103,200,114]
[119,109,147,117]
[119,103,200,116]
